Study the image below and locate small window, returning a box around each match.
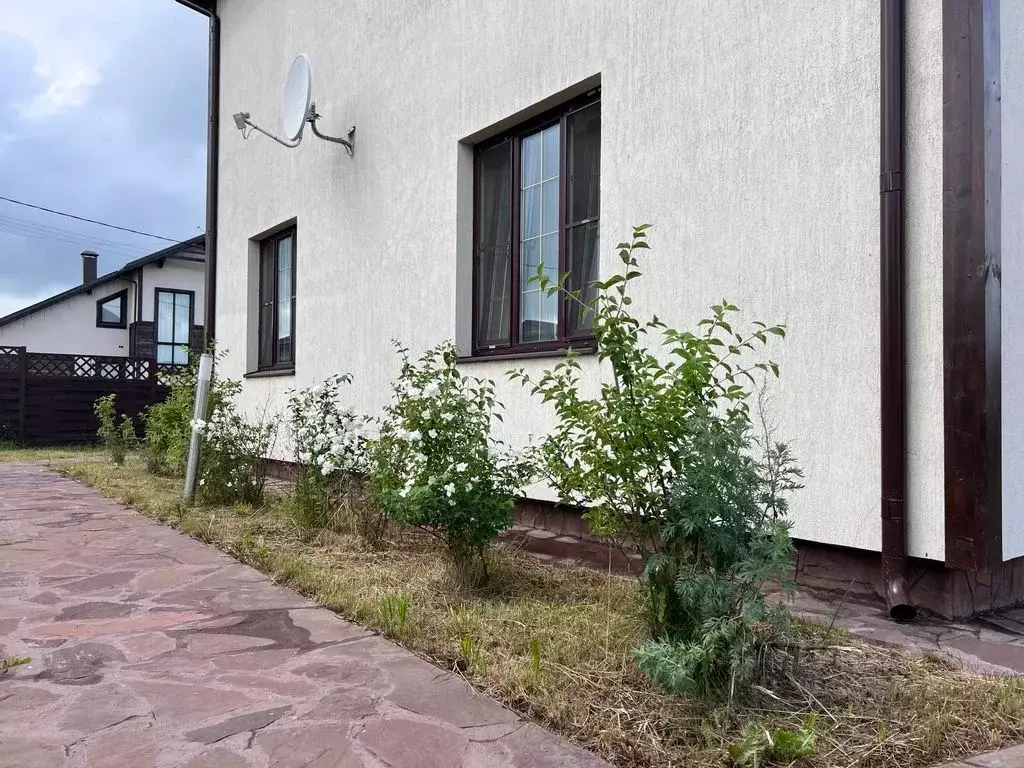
[473,92,600,355]
[258,228,296,370]
[155,289,193,365]
[96,289,128,329]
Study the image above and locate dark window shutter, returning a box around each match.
[258,241,276,369]
[474,140,513,348]
[133,322,157,359]
[565,102,601,337]
[190,325,204,356]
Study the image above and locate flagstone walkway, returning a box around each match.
[0,462,609,768]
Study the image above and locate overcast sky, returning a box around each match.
[0,0,208,316]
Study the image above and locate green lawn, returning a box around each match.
[0,443,101,463]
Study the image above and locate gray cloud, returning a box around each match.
[0,1,207,310]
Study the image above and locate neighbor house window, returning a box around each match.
[155,289,193,365]
[473,91,600,355]
[96,289,128,329]
[258,228,296,370]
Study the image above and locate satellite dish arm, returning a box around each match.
[233,112,301,148]
[308,103,355,156]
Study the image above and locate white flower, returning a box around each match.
[427,429,438,439]
[443,482,455,497]
[455,462,468,473]
[422,382,440,398]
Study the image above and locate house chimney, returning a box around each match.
[81,250,98,284]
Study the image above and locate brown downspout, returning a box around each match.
[880,0,916,622]
[176,0,219,348]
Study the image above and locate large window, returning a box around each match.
[473,92,600,355]
[258,228,296,370]
[156,289,193,365]
[96,289,128,329]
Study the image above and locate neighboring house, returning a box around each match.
[0,237,207,365]
[178,1,1021,619]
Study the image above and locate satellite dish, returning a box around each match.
[233,52,353,155]
[281,54,312,142]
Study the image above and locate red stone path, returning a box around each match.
[0,462,610,768]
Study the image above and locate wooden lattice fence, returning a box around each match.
[0,347,171,446]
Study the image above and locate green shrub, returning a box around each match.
[726,715,817,767]
[144,355,238,477]
[512,225,802,700]
[369,341,534,587]
[193,401,278,506]
[93,394,136,465]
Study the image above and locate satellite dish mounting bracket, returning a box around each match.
[307,102,355,156]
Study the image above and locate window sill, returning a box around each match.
[458,343,596,364]
[244,367,295,379]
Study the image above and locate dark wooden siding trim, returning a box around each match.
[943,0,1002,571]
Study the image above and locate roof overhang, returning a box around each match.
[0,235,206,329]
[174,0,215,14]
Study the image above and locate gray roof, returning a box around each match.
[0,235,206,328]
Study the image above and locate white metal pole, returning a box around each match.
[184,353,214,500]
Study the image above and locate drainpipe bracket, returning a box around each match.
[880,170,903,193]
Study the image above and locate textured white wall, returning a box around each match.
[0,280,134,356]
[1002,1,1024,560]
[141,259,207,326]
[215,0,946,558]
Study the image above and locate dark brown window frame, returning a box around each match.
[95,288,128,329]
[154,287,195,366]
[257,227,297,372]
[471,90,600,358]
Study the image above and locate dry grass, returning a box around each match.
[55,456,1024,768]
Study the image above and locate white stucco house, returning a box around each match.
[177,0,1021,619]
[0,237,207,365]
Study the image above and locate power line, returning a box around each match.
[0,214,150,252]
[0,195,179,243]
[0,224,142,256]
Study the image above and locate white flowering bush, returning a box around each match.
[369,341,534,586]
[289,374,365,476]
[286,375,384,541]
[193,401,278,506]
